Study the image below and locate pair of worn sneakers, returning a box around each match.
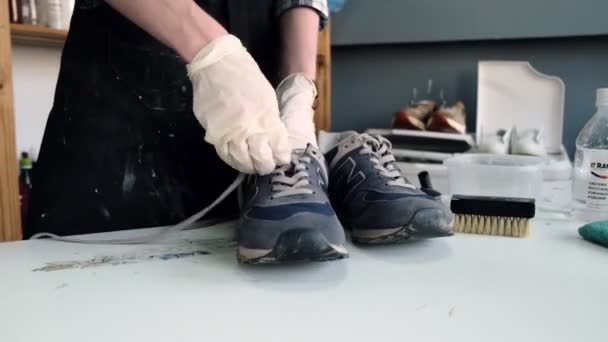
[392,101,467,134]
[236,131,455,264]
[478,127,546,157]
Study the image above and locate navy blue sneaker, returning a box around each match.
[319,131,454,244]
[237,145,348,264]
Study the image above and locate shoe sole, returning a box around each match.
[238,229,349,265]
[351,223,454,245]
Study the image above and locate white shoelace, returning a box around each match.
[30,174,246,244]
[30,147,320,244]
[270,145,316,199]
[357,134,415,189]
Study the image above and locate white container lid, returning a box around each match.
[444,154,544,199]
[476,61,565,154]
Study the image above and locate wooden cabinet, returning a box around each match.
[314,22,331,132]
[1,0,22,241]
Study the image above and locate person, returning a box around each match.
[27,0,454,264]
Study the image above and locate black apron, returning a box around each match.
[25,0,281,237]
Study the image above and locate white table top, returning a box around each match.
[1,215,607,342]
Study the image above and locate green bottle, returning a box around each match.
[19,152,33,189]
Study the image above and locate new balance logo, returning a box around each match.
[332,157,366,200]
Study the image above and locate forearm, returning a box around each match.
[105,0,227,62]
[279,8,320,80]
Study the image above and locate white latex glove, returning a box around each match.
[276,73,319,149]
[187,35,291,175]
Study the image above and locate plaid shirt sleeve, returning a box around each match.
[275,0,329,29]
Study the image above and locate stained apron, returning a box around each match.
[25,0,280,237]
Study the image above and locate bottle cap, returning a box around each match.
[597,88,608,106]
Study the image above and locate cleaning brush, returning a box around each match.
[450,195,536,237]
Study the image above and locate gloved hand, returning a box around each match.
[187,35,291,175]
[276,73,319,149]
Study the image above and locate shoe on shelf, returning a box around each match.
[318,131,454,244]
[237,145,349,264]
[392,100,437,131]
[426,101,467,134]
[477,127,514,155]
[511,128,547,156]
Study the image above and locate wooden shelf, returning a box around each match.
[10,23,67,48]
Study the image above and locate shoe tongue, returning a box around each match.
[289,146,328,177]
[318,131,359,153]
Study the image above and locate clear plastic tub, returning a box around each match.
[444,154,544,199]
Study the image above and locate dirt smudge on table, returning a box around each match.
[33,238,236,272]
[55,282,69,289]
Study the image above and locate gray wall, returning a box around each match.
[331,0,608,46]
[330,3,608,156]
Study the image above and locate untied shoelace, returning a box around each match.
[30,174,246,244]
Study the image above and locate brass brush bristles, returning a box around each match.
[450,195,536,238]
[453,214,531,237]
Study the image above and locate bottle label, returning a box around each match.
[576,149,608,209]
